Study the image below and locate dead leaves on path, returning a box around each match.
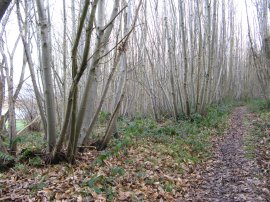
[179,107,269,201]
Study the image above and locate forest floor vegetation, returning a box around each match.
[0,101,269,201]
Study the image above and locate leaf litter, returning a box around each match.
[0,107,269,201]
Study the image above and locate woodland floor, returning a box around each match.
[0,106,269,201]
[180,107,269,201]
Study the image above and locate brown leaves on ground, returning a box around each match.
[0,142,193,201]
[1,107,269,201]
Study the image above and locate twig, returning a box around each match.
[77,146,96,150]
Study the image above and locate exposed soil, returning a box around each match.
[181,107,269,201]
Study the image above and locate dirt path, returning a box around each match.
[182,107,269,202]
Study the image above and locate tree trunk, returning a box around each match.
[80,50,121,146]
[98,0,142,149]
[16,0,48,140]
[36,0,57,152]
[72,0,120,156]
[179,0,191,117]
[54,0,98,156]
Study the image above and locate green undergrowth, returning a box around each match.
[240,98,269,159]
[247,98,270,113]
[3,131,45,153]
[16,132,45,167]
[85,104,233,199]
[0,132,45,170]
[17,132,45,150]
[245,99,270,174]
[98,103,233,167]
[16,120,27,131]
[4,119,27,132]
[1,103,234,200]
[4,103,232,169]
[236,98,270,159]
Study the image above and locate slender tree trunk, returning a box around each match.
[79,0,105,147]
[62,0,67,120]
[16,0,48,140]
[72,0,120,155]
[36,0,57,152]
[55,0,98,156]
[99,93,124,150]
[80,49,121,146]
[179,0,190,116]
[67,5,101,160]
[195,0,203,112]
[0,46,16,153]
[99,0,142,149]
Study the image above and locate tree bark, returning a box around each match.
[179,0,191,117]
[36,0,57,152]
[73,0,120,153]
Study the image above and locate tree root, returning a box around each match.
[44,151,68,164]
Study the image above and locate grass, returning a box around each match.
[5,119,27,131]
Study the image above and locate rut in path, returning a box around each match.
[183,107,268,202]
